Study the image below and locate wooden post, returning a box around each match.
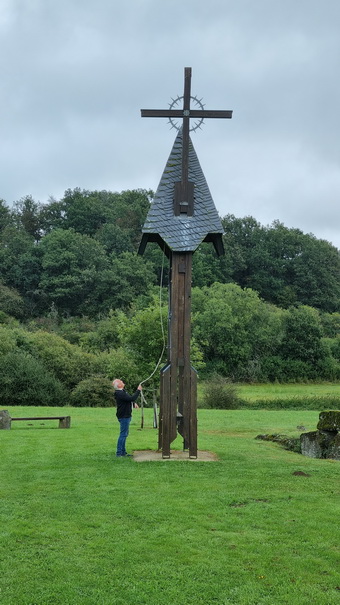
[153,391,158,429]
[159,251,197,458]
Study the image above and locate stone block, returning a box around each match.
[300,430,335,458]
[0,410,11,430]
[327,433,340,460]
[317,410,340,432]
[300,431,322,458]
[59,416,71,428]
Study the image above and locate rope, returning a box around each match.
[140,247,167,386]
[139,247,167,425]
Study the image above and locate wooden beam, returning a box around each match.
[141,109,232,119]
[189,368,197,458]
[160,363,171,457]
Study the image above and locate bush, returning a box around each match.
[70,376,115,407]
[0,326,17,355]
[103,348,142,388]
[329,337,340,362]
[202,374,244,409]
[245,396,340,411]
[20,330,101,390]
[0,310,10,324]
[281,359,316,381]
[0,351,68,406]
[258,356,286,382]
[317,355,340,381]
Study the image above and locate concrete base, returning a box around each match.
[133,449,219,462]
[0,410,11,430]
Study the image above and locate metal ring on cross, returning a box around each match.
[168,95,205,132]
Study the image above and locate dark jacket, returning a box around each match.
[114,388,141,419]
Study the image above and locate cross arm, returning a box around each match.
[141,109,233,119]
[190,110,233,119]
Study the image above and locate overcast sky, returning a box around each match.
[1,0,340,249]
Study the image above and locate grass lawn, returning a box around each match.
[1,406,340,605]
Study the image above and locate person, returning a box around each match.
[113,379,142,457]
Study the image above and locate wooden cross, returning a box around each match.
[141,67,232,215]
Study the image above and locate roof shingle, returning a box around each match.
[139,129,224,254]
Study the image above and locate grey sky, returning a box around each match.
[1,0,340,249]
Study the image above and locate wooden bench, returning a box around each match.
[11,416,71,429]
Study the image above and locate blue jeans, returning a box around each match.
[116,417,131,456]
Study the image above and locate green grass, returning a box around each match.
[1,406,340,605]
[197,382,340,411]
[237,382,340,401]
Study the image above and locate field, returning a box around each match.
[237,382,340,402]
[198,382,340,410]
[1,405,340,605]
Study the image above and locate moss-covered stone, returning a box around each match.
[256,414,340,460]
[327,433,340,460]
[317,410,340,432]
[301,430,338,459]
[256,433,301,453]
[300,431,323,458]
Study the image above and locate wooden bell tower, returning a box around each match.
[138,68,232,458]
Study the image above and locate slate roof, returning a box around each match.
[138,129,224,255]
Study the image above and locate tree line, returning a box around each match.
[0,187,339,405]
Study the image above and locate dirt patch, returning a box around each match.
[230,498,269,508]
[133,449,219,462]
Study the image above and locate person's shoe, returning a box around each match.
[122,453,133,457]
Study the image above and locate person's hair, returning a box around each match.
[113,379,123,390]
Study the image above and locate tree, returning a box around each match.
[38,228,109,315]
[0,325,18,354]
[0,226,41,302]
[192,282,284,380]
[0,199,12,232]
[118,297,168,384]
[12,195,43,241]
[221,215,264,290]
[78,314,121,352]
[192,243,233,288]
[279,305,328,379]
[143,245,170,289]
[109,189,152,246]
[320,312,340,338]
[221,215,340,312]
[39,188,152,246]
[254,220,304,308]
[0,283,25,318]
[291,236,340,312]
[79,252,157,316]
[58,188,112,237]
[39,196,66,234]
[94,223,134,255]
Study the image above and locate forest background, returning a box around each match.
[0,188,339,407]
